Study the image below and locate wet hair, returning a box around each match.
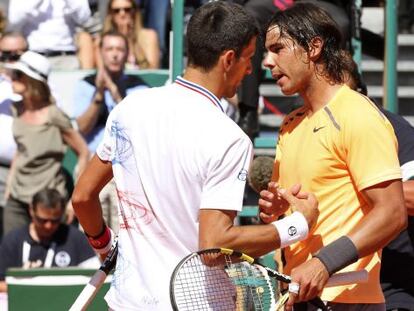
[186,1,259,71]
[32,189,65,212]
[267,2,353,84]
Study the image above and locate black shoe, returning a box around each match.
[238,109,259,141]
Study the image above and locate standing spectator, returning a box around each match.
[102,0,160,69]
[0,32,28,239]
[7,0,91,69]
[3,51,90,235]
[73,30,148,231]
[0,189,100,293]
[71,2,319,309]
[259,3,406,310]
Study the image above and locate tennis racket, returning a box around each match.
[69,240,118,311]
[170,248,368,311]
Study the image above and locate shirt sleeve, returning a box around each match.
[199,135,253,212]
[341,102,401,191]
[7,0,44,30]
[62,0,91,26]
[96,104,118,162]
[0,232,20,281]
[50,105,73,130]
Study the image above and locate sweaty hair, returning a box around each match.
[267,2,352,84]
[32,189,65,212]
[186,1,259,71]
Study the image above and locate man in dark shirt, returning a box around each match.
[0,189,99,292]
[380,110,414,311]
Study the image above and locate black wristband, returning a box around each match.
[313,236,359,276]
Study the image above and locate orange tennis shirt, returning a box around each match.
[272,85,401,303]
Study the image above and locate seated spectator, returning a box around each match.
[73,30,148,231]
[0,189,100,293]
[74,31,148,151]
[102,0,160,69]
[76,0,103,69]
[0,32,28,239]
[7,0,91,70]
[3,51,89,235]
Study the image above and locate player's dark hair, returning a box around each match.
[32,189,65,212]
[186,1,259,71]
[267,2,352,84]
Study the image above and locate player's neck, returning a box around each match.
[302,79,343,116]
[182,67,223,98]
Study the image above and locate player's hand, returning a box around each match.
[277,186,319,231]
[258,182,302,223]
[285,257,329,311]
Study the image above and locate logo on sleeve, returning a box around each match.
[238,169,248,181]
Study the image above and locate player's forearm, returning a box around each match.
[72,194,105,237]
[402,180,414,216]
[349,203,406,257]
[199,209,280,257]
[349,181,407,257]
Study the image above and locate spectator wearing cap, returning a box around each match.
[0,32,28,240]
[7,0,91,70]
[3,51,89,235]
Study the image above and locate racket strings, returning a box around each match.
[171,251,278,310]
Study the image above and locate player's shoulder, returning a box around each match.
[279,106,307,134]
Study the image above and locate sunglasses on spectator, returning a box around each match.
[111,6,134,14]
[33,214,62,225]
[0,50,25,62]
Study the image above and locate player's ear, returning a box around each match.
[221,50,236,72]
[308,36,323,61]
[29,204,35,218]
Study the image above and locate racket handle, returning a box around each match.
[69,270,107,311]
[326,270,368,287]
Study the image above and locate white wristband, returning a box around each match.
[272,212,309,248]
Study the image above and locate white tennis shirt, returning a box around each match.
[97,77,253,310]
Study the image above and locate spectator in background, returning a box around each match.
[102,0,160,69]
[73,30,148,231]
[76,0,103,69]
[141,0,170,68]
[3,51,89,235]
[248,155,274,194]
[0,32,29,240]
[0,189,100,293]
[7,0,91,69]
